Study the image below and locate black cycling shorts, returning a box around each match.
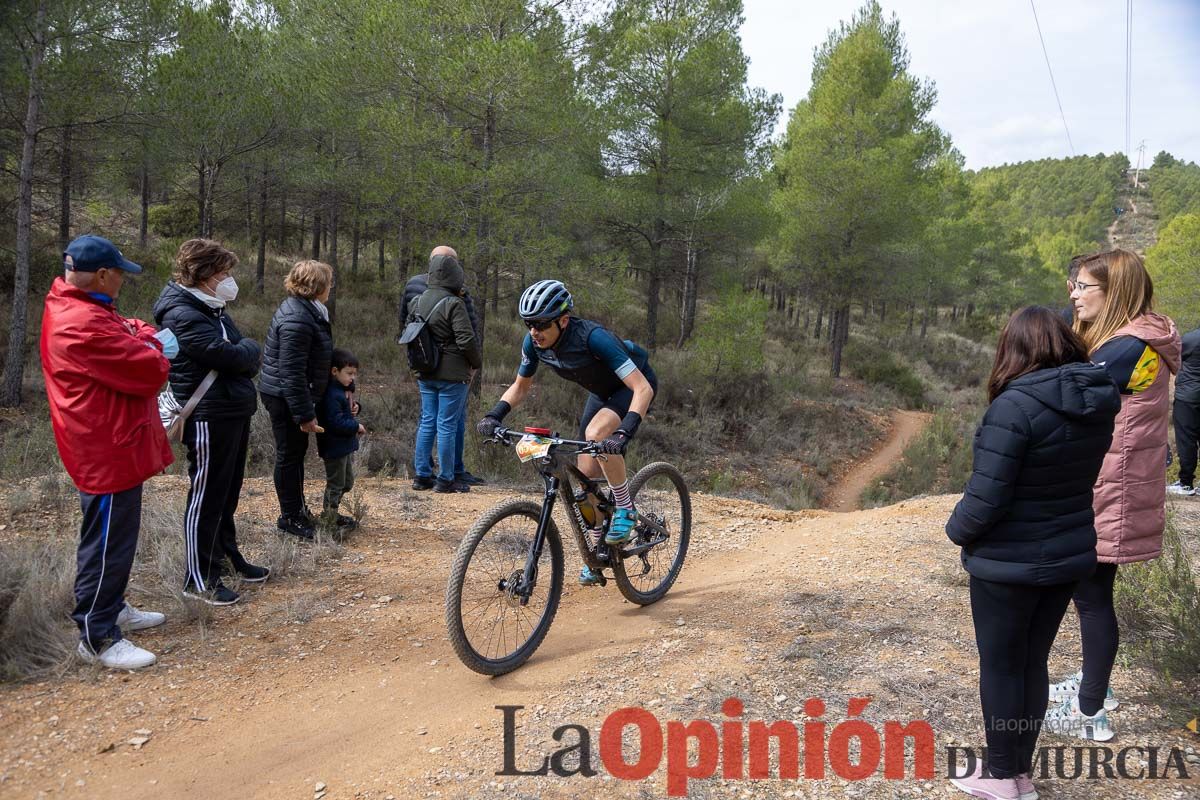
[577,366,658,440]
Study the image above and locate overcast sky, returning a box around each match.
[740,0,1200,169]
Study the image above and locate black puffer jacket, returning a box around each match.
[946,362,1121,585]
[258,296,333,424]
[152,282,260,421]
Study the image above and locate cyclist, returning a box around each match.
[477,280,657,586]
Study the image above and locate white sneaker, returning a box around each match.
[1167,481,1196,496]
[116,603,166,632]
[1048,670,1118,710]
[1043,697,1114,742]
[77,639,157,670]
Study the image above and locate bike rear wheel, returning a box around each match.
[611,462,690,605]
[446,500,564,675]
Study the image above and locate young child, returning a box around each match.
[317,348,366,530]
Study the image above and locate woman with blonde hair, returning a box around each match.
[1046,249,1181,740]
[259,260,335,540]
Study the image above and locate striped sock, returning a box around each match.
[610,481,633,510]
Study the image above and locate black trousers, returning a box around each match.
[969,576,1076,778]
[261,392,310,518]
[1174,397,1200,486]
[182,416,251,590]
[73,485,143,652]
[1071,562,1120,715]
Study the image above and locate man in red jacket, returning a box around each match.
[41,235,175,670]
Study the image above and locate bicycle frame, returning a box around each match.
[493,427,672,596]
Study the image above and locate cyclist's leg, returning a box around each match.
[583,409,626,486]
[576,393,610,481]
[581,387,639,543]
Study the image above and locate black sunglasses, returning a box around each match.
[526,318,556,331]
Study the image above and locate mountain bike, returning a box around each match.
[445,426,690,676]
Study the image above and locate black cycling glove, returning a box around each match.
[477,400,511,437]
[600,411,641,455]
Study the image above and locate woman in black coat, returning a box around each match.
[945,307,1120,800]
[154,239,267,606]
[258,260,334,540]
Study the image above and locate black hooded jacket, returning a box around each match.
[258,296,334,423]
[152,282,260,421]
[946,362,1121,585]
[1175,328,1200,404]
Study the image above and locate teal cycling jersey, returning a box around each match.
[518,317,650,398]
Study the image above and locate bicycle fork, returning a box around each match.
[512,472,564,604]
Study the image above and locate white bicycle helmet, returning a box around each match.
[518,279,573,321]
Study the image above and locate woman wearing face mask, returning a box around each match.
[1045,249,1181,740]
[154,238,267,606]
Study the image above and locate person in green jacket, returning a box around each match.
[408,246,482,493]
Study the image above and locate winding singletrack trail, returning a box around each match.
[823,409,931,512]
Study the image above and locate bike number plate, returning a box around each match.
[515,434,552,462]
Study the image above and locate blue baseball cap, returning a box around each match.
[63,235,142,274]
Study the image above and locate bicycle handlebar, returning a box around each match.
[491,426,604,456]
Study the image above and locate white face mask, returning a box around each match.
[213,276,239,302]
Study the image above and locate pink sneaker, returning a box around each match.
[1015,773,1038,800]
[950,762,1019,800]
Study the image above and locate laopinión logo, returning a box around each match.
[495,698,1194,795]
[948,746,1191,781]
[497,697,936,796]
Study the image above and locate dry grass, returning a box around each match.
[0,539,77,681]
[0,486,358,684]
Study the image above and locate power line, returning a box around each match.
[1125,0,1133,160]
[1030,0,1075,156]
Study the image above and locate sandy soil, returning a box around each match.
[1,435,1197,800]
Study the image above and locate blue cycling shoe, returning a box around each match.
[578,566,603,586]
[605,507,638,544]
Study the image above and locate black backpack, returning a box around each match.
[398,293,451,374]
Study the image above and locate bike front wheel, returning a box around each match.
[611,462,691,605]
[446,500,564,676]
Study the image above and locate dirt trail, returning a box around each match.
[1,475,1194,799]
[823,410,930,512]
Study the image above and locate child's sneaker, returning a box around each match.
[605,507,637,544]
[1048,670,1118,710]
[1043,697,1115,741]
[949,761,1018,799]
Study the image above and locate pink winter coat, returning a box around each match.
[1093,312,1182,563]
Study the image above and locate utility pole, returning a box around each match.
[1134,139,1147,189]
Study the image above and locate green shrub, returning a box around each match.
[843,337,927,408]
[148,201,199,238]
[1114,517,1200,694]
[893,333,992,391]
[690,288,768,377]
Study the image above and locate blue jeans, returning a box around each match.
[414,380,470,483]
[455,404,466,476]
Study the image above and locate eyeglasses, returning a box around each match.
[526,319,556,332]
[1072,280,1101,293]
